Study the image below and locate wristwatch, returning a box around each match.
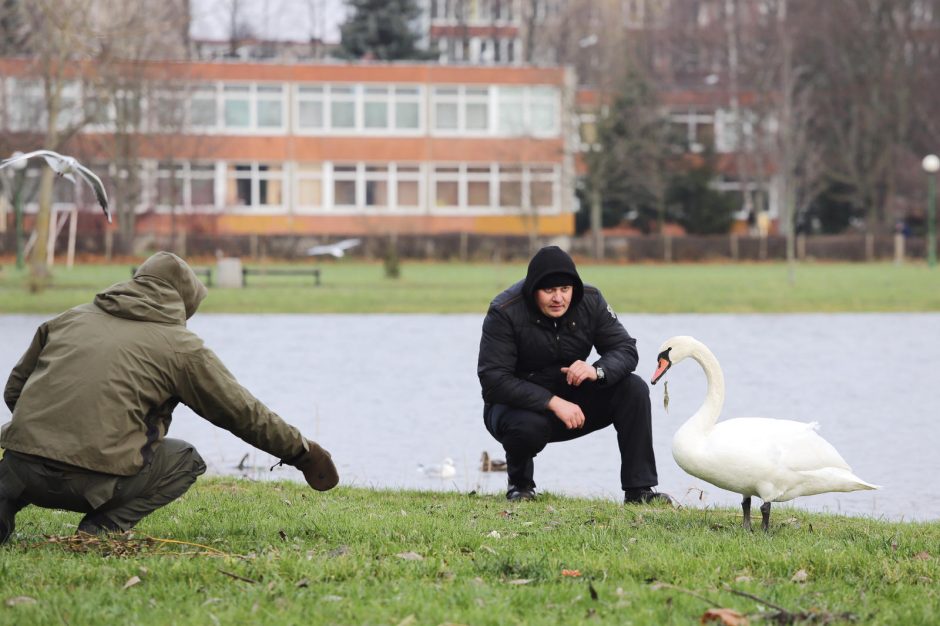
[595,366,606,383]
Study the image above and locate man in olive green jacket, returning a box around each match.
[0,251,338,543]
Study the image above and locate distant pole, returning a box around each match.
[9,157,27,270]
[14,174,25,269]
[923,154,939,268]
[590,186,603,260]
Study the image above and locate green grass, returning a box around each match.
[1,480,937,625]
[2,259,940,314]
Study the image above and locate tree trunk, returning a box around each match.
[29,167,55,288]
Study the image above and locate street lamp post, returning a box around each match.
[923,154,939,268]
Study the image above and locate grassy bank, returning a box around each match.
[1,480,938,625]
[1,260,940,314]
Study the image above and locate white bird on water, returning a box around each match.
[418,458,456,479]
[650,335,879,531]
[306,238,361,258]
[0,149,111,223]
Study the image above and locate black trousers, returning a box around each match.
[483,373,658,492]
[0,438,206,533]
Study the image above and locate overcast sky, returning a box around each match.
[189,0,347,43]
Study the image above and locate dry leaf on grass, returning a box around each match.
[396,551,424,561]
[913,551,931,561]
[701,608,749,625]
[295,578,310,588]
[487,530,502,538]
[396,615,417,626]
[5,596,37,607]
[561,569,581,577]
[507,579,533,585]
[123,575,142,590]
[790,569,809,583]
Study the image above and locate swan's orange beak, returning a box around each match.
[651,357,671,385]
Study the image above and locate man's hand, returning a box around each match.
[548,395,585,430]
[561,360,598,387]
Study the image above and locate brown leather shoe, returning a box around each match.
[291,440,339,491]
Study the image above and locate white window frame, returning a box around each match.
[223,161,287,214]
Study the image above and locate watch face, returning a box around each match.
[596,367,605,380]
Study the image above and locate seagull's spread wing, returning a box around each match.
[74,162,111,223]
[335,238,362,250]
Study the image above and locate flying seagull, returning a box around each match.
[0,150,111,223]
[306,238,361,258]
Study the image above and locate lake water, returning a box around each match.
[2,312,938,522]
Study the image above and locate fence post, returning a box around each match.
[865,233,874,261]
[730,234,739,261]
[797,234,806,260]
[894,233,904,265]
[663,235,673,263]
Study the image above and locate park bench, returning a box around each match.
[131,265,213,287]
[241,266,321,287]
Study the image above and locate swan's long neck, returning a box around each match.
[682,340,725,435]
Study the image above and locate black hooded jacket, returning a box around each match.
[477,246,639,412]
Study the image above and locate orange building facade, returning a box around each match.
[0,60,577,239]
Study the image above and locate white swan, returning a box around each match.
[650,336,879,531]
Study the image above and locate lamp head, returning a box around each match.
[923,154,940,173]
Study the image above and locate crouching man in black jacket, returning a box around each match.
[477,246,672,504]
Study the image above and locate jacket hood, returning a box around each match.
[94,251,208,324]
[522,246,584,312]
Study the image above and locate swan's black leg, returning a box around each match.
[741,496,752,531]
[760,501,772,532]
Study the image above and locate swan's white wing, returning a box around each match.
[712,418,853,472]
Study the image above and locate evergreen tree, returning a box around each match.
[338,0,431,61]
[666,153,736,235]
[585,65,680,234]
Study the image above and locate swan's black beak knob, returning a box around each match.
[650,348,672,385]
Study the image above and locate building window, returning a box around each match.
[466,165,492,207]
[433,87,460,131]
[499,165,523,207]
[330,85,356,129]
[10,79,46,131]
[529,166,555,208]
[297,86,324,129]
[190,84,217,128]
[190,164,216,206]
[498,87,525,135]
[156,162,185,206]
[333,164,357,206]
[396,165,421,207]
[433,165,460,207]
[529,86,557,134]
[258,164,284,205]
[465,87,489,130]
[256,84,284,129]
[364,86,389,129]
[223,162,285,208]
[364,164,389,207]
[223,84,251,129]
[497,86,559,136]
[394,86,421,130]
[433,85,491,133]
[296,162,323,207]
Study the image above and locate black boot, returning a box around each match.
[0,500,15,544]
[506,484,537,501]
[624,487,677,506]
[77,512,123,536]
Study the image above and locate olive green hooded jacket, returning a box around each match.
[1,252,306,476]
